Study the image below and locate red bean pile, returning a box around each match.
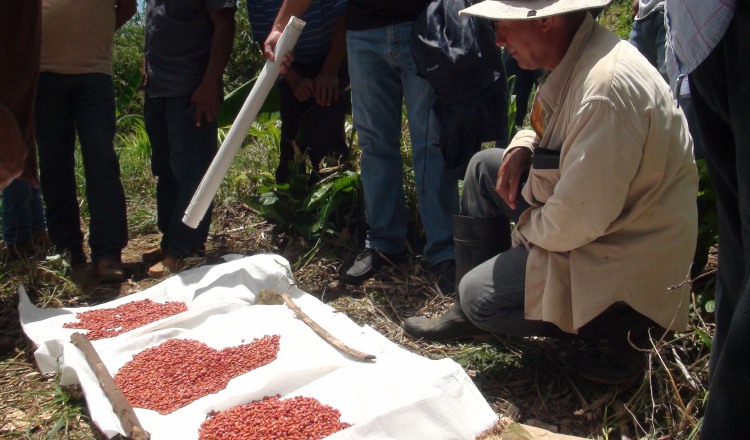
[63,299,188,340]
[198,395,352,440]
[114,335,281,414]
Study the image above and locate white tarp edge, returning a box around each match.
[18,254,498,439]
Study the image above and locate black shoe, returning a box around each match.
[340,248,403,285]
[432,259,456,295]
[403,302,489,342]
[576,339,646,385]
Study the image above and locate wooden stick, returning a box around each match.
[261,289,376,361]
[70,333,150,440]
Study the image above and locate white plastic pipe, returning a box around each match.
[183,16,306,229]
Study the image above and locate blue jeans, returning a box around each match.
[35,72,128,263]
[629,10,668,82]
[2,179,45,245]
[690,1,750,437]
[347,23,458,266]
[144,95,216,258]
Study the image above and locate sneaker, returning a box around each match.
[339,248,403,285]
[96,259,125,283]
[432,259,456,295]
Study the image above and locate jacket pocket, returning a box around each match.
[526,166,561,205]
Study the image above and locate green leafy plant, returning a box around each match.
[244,164,365,267]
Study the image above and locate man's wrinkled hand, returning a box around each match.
[293,78,314,102]
[496,148,532,210]
[190,82,221,127]
[313,72,339,106]
[263,29,282,61]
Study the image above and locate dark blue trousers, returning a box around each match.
[690,1,750,437]
[35,72,127,263]
[144,95,216,258]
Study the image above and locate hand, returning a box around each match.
[279,52,294,75]
[631,0,639,19]
[190,81,221,127]
[313,71,339,106]
[294,79,314,102]
[496,148,532,210]
[263,29,283,61]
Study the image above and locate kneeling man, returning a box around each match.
[405,0,697,384]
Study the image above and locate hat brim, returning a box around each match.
[460,0,612,20]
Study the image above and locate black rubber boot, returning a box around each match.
[403,215,511,342]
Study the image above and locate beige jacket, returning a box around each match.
[507,14,697,333]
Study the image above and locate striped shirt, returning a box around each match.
[248,0,346,65]
[664,0,735,95]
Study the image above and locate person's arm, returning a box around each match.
[191,7,236,126]
[115,0,137,30]
[0,105,27,189]
[496,147,532,210]
[496,129,537,209]
[263,0,312,61]
[631,0,639,19]
[313,13,346,106]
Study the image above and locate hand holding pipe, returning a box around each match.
[182,16,306,229]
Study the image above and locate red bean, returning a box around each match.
[63,299,187,340]
[198,395,351,440]
[113,336,281,414]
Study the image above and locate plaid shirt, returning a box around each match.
[664,0,735,95]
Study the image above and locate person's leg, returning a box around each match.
[35,72,86,266]
[690,2,750,437]
[145,96,176,255]
[340,27,411,284]
[460,246,546,336]
[404,149,521,340]
[277,78,308,184]
[347,26,408,256]
[160,96,216,258]
[651,11,669,83]
[72,73,127,265]
[292,61,349,184]
[629,17,657,66]
[2,179,33,246]
[397,22,459,267]
[29,186,45,233]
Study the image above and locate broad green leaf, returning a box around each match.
[217,77,281,129]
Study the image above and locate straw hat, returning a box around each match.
[460,0,612,20]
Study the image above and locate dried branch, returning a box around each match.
[70,332,149,440]
[261,289,376,361]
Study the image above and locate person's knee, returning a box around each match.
[465,148,502,182]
